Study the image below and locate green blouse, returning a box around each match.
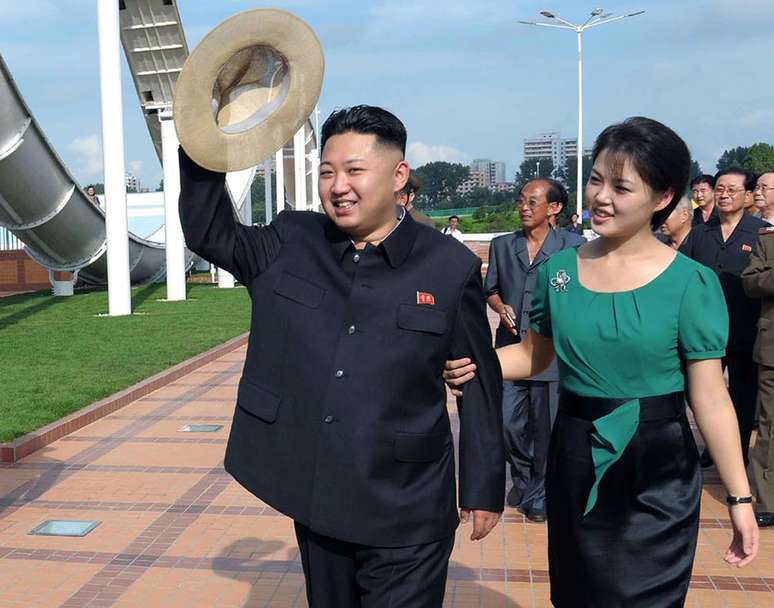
[530,248,728,399]
[529,248,729,514]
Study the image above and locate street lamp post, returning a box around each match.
[519,8,644,219]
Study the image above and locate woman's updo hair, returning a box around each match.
[591,117,691,230]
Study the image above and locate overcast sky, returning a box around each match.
[2,0,772,190]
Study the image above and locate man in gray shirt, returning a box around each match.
[484,179,584,522]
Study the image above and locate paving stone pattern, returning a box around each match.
[0,313,772,607]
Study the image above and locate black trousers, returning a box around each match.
[724,351,758,465]
[294,522,454,608]
[502,380,559,509]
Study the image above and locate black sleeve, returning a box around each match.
[178,148,282,285]
[679,226,697,257]
[450,259,505,512]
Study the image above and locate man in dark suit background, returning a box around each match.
[484,179,584,522]
[682,167,765,468]
[398,174,436,228]
[179,105,504,607]
[691,174,718,226]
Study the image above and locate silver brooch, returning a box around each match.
[550,270,571,293]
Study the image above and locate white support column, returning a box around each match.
[218,267,235,289]
[311,148,320,211]
[242,184,252,225]
[264,158,273,223]
[97,0,131,316]
[275,148,284,215]
[293,127,307,211]
[160,110,186,301]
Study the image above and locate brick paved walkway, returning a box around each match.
[1,333,773,607]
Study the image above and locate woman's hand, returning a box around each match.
[724,504,759,567]
[443,358,477,397]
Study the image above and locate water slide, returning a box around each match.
[0,0,315,286]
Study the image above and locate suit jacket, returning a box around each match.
[178,150,504,547]
[692,205,719,227]
[681,213,766,351]
[483,227,585,381]
[742,227,774,366]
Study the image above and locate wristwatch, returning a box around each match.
[725,495,753,506]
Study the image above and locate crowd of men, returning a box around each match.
[678,168,774,528]
[404,168,774,528]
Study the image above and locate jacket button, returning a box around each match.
[348,325,356,335]
[353,254,361,263]
[323,415,334,424]
[335,369,344,378]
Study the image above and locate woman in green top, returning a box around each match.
[445,117,758,607]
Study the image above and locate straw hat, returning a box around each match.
[173,8,324,172]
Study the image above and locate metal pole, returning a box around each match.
[160,111,186,301]
[293,127,307,211]
[264,158,273,223]
[275,148,284,215]
[97,0,131,316]
[576,28,584,219]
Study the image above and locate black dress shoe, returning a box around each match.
[698,449,714,468]
[756,512,774,527]
[525,505,546,523]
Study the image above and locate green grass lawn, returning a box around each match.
[0,283,251,442]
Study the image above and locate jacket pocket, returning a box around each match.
[273,271,325,308]
[237,378,281,423]
[397,304,447,335]
[394,431,449,462]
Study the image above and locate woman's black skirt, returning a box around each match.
[546,391,702,607]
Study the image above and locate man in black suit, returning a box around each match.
[690,174,718,226]
[681,167,765,467]
[178,105,504,607]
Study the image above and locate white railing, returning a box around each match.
[0,227,22,251]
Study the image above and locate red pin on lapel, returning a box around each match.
[416,291,435,305]
[742,244,752,253]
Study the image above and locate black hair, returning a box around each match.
[592,116,691,229]
[448,215,460,221]
[538,178,568,207]
[320,105,407,156]
[690,174,715,189]
[714,167,756,192]
[400,174,420,196]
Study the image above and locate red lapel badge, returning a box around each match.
[742,244,752,253]
[416,291,436,306]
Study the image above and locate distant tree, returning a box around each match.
[742,143,774,176]
[716,146,750,172]
[466,186,492,207]
[156,179,164,192]
[690,160,702,179]
[515,157,554,188]
[412,162,470,208]
[86,182,105,194]
[561,155,592,194]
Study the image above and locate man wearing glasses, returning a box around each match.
[742,172,774,528]
[754,173,774,224]
[682,168,766,468]
[483,179,584,522]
